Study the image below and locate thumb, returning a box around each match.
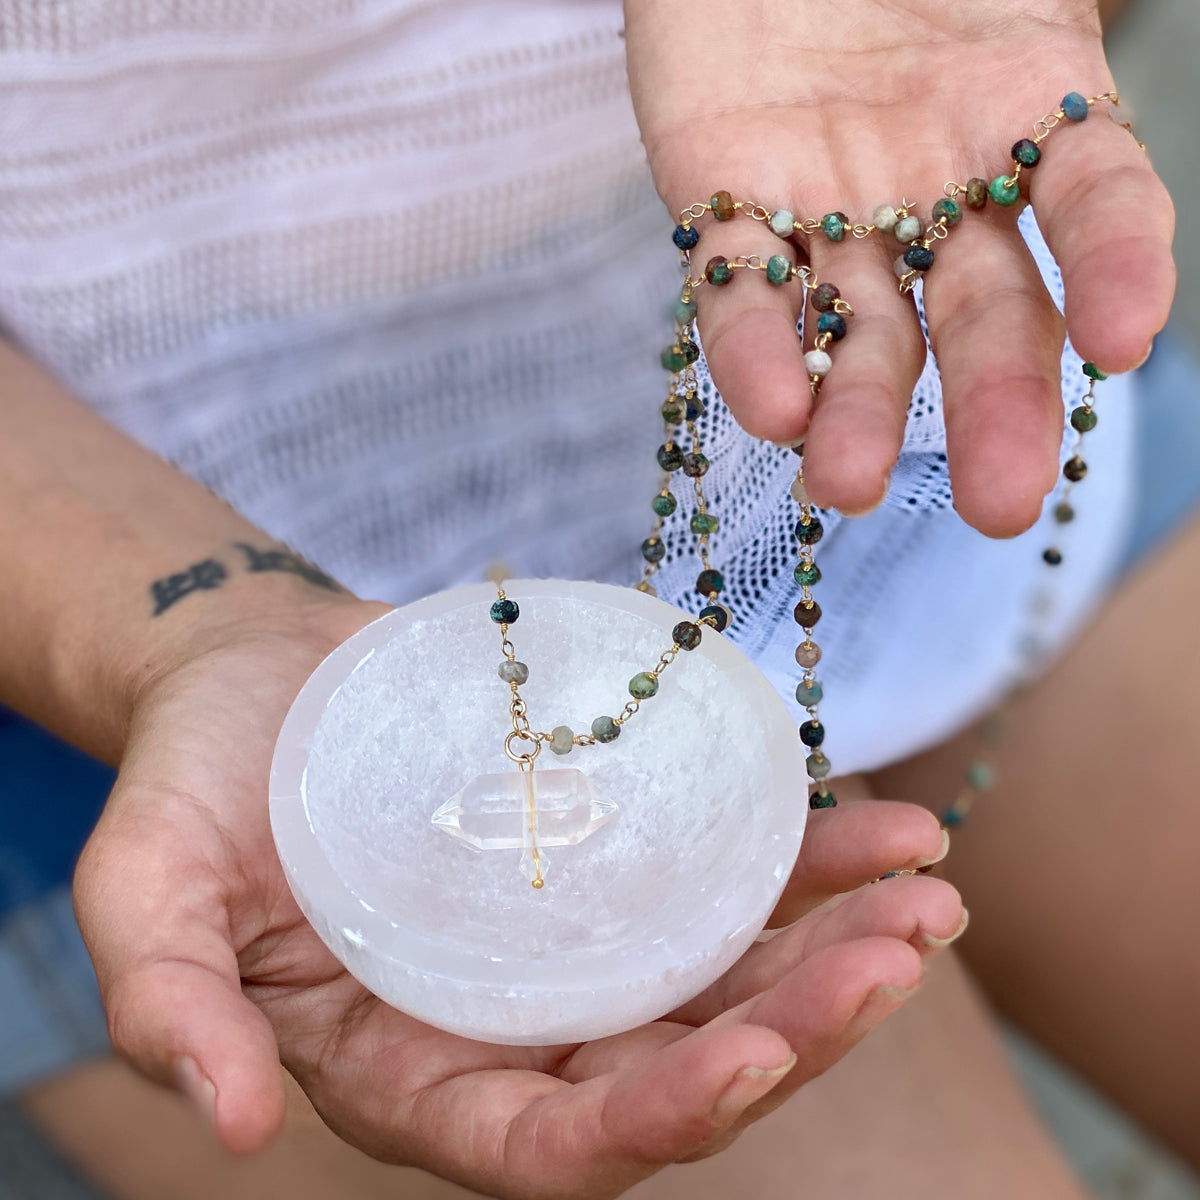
[74,792,287,1155]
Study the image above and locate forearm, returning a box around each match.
[0,340,353,764]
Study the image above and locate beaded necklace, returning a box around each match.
[478,91,1141,887]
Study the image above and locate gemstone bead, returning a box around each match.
[699,603,731,632]
[1055,502,1075,524]
[490,598,519,624]
[811,282,840,312]
[710,190,736,221]
[989,175,1020,206]
[931,198,963,226]
[1043,548,1063,566]
[799,720,825,747]
[794,516,824,545]
[1012,138,1042,167]
[652,492,677,517]
[691,511,719,535]
[769,208,796,237]
[681,338,700,364]
[766,254,792,285]
[904,245,935,271]
[794,599,822,628]
[894,255,913,280]
[1083,362,1108,381]
[661,345,687,372]
[549,725,575,755]
[629,672,659,700]
[809,789,837,810]
[872,204,899,233]
[674,296,697,324]
[657,443,684,471]
[806,751,831,780]
[591,715,621,743]
[817,312,847,340]
[790,477,809,505]
[696,568,724,596]
[673,224,700,250]
[682,451,710,478]
[673,620,703,651]
[661,398,686,424]
[821,211,848,241]
[704,256,733,285]
[805,350,833,378]
[1071,406,1098,433]
[967,761,996,790]
[498,660,529,684]
[795,642,821,668]
[895,215,923,243]
[941,808,966,828]
[1062,91,1090,122]
[686,393,706,421]
[796,679,824,706]
[641,537,665,564]
[794,561,822,587]
[965,178,989,209]
[1063,456,1088,482]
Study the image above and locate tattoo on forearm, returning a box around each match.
[233,543,339,591]
[148,543,341,616]
[151,559,229,615]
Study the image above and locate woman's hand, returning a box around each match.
[74,594,961,1199]
[625,0,1175,535]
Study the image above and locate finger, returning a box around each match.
[690,213,812,442]
[1030,101,1175,372]
[923,215,1067,537]
[800,237,927,514]
[771,796,948,927]
[74,795,287,1156]
[673,875,962,1026]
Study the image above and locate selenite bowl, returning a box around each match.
[269,579,807,1045]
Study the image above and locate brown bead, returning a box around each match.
[710,190,736,221]
[1063,456,1088,482]
[811,282,840,313]
[795,642,822,668]
[704,256,733,286]
[793,599,822,628]
[965,178,988,209]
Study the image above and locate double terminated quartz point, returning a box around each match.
[432,768,617,884]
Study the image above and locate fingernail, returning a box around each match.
[711,1053,797,1125]
[919,907,970,950]
[914,829,951,869]
[839,471,892,519]
[1133,340,1155,370]
[174,1056,217,1128]
[849,983,920,1038]
[772,435,806,450]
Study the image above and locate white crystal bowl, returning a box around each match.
[270,579,808,1045]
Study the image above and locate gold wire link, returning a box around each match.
[850,223,876,239]
[831,297,854,316]
[746,204,771,222]
[798,217,822,235]
[678,202,708,223]
[926,221,949,241]
[944,180,967,198]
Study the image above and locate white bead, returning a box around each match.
[790,477,810,505]
[805,350,832,378]
[895,215,923,243]
[894,255,912,279]
[768,209,795,237]
[872,204,899,233]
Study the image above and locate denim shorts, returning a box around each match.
[1,327,1198,1096]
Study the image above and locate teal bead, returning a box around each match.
[989,175,1020,206]
[820,211,848,241]
[766,254,792,285]
[795,679,823,706]
[1070,406,1098,433]
[1062,92,1090,122]
[696,568,724,596]
[674,296,698,324]
[1012,138,1041,167]
[641,537,665,564]
[661,398,686,424]
[490,598,519,624]
[629,671,659,700]
[806,751,831,780]
[704,256,733,286]
[691,511,719,535]
[652,492,677,517]
[794,561,821,587]
[931,198,963,226]
[661,345,687,372]
[591,715,621,743]
[966,761,996,790]
[809,789,837,810]
[1083,361,1108,381]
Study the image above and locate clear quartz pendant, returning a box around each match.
[432,768,617,881]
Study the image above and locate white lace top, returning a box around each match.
[0,0,1133,773]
